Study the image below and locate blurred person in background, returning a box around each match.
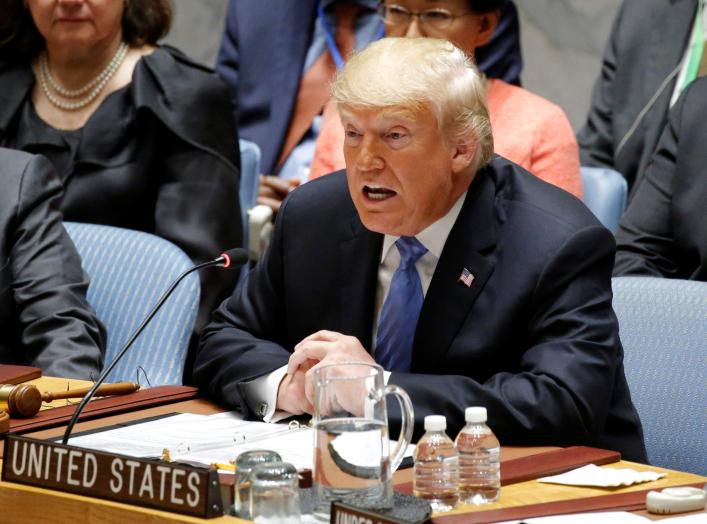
[0,0,242,369]
[310,0,582,199]
[579,0,705,198]
[614,78,707,281]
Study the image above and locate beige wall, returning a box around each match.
[161,0,229,66]
[516,0,622,130]
[163,0,623,130]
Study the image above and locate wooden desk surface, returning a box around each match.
[1,397,705,523]
[26,376,96,411]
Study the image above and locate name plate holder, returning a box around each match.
[2,435,223,518]
[331,500,431,524]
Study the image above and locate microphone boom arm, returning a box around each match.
[61,251,241,445]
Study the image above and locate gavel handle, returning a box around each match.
[41,382,140,402]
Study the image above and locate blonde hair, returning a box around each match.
[332,37,494,171]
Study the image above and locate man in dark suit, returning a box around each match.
[614,77,707,281]
[216,0,522,210]
[578,0,702,196]
[197,38,646,461]
[0,149,105,378]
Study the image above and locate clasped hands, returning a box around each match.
[258,175,300,215]
[276,330,375,416]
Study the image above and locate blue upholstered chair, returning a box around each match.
[239,138,262,242]
[581,166,628,232]
[64,222,200,386]
[239,139,272,280]
[612,276,707,474]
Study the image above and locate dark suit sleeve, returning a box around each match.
[613,85,684,278]
[11,155,105,379]
[216,0,241,129]
[390,226,622,447]
[193,197,292,417]
[577,1,625,171]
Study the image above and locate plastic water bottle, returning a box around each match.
[454,406,501,505]
[413,415,459,512]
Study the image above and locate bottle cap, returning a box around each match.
[424,415,446,431]
[465,406,487,423]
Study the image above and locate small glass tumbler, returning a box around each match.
[234,450,282,519]
[250,461,301,524]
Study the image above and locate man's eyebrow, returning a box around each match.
[377,108,419,123]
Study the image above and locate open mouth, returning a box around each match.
[363,185,396,201]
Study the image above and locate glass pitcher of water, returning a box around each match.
[312,362,414,519]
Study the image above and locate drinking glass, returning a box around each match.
[234,449,282,518]
[250,461,300,523]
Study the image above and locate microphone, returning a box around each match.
[61,248,248,444]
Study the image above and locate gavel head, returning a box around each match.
[0,384,42,418]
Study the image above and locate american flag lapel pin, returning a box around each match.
[458,267,475,287]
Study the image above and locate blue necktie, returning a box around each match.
[375,237,428,372]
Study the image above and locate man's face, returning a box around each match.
[341,104,474,236]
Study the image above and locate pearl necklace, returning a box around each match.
[38,42,129,111]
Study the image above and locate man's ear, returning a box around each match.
[451,136,477,174]
[474,11,501,48]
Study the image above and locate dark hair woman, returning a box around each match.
[0,0,242,372]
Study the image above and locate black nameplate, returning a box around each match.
[2,435,222,518]
[331,501,428,524]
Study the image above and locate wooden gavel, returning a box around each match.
[0,382,140,418]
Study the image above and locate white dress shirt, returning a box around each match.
[247,191,468,422]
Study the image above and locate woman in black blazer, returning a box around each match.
[0,0,242,341]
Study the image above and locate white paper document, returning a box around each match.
[656,515,707,523]
[498,512,654,523]
[499,512,707,524]
[537,464,666,487]
[65,412,315,470]
[65,411,413,472]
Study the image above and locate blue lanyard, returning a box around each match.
[318,1,385,70]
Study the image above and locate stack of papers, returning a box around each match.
[65,412,314,470]
[65,412,414,472]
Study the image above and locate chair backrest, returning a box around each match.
[239,139,262,231]
[238,139,264,285]
[64,222,200,386]
[612,276,707,474]
[581,166,628,232]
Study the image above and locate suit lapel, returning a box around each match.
[338,214,383,351]
[632,0,698,190]
[412,171,497,372]
[266,1,319,173]
[646,0,697,103]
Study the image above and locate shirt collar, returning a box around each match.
[380,191,468,263]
